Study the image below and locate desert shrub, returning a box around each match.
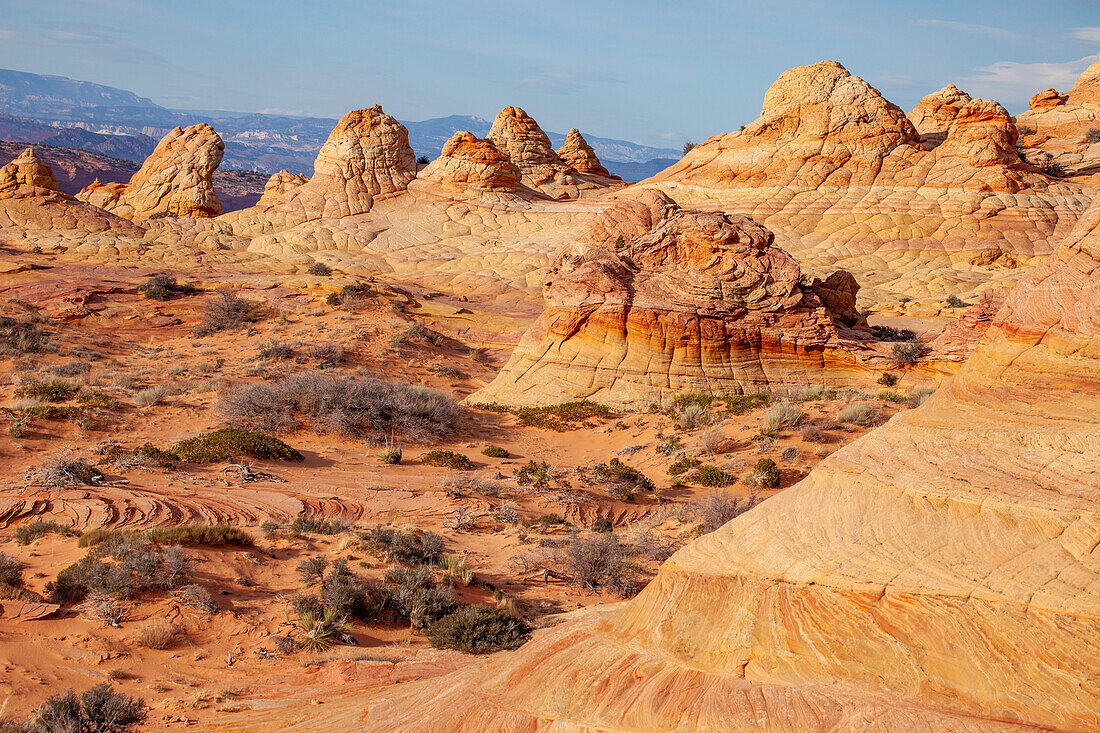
[30,684,146,733]
[796,384,825,401]
[307,261,332,276]
[144,524,253,547]
[722,393,770,415]
[800,424,835,443]
[131,443,178,467]
[514,460,553,490]
[560,533,638,597]
[613,234,625,249]
[169,584,218,613]
[15,520,75,545]
[135,619,178,649]
[593,458,655,494]
[780,446,799,462]
[297,607,353,652]
[667,456,701,476]
[379,444,402,464]
[890,340,928,365]
[16,380,79,402]
[1040,159,1067,177]
[481,446,509,458]
[871,325,917,342]
[675,402,709,430]
[139,274,196,301]
[132,384,168,407]
[877,371,899,387]
[682,140,696,156]
[361,525,444,565]
[192,289,258,336]
[688,464,734,488]
[699,491,761,533]
[838,402,879,427]
[220,372,458,442]
[34,452,103,487]
[385,565,458,629]
[747,458,780,489]
[765,401,804,431]
[428,604,531,654]
[878,389,907,404]
[306,342,345,367]
[0,315,52,355]
[511,401,611,431]
[908,385,935,407]
[422,450,475,470]
[51,359,91,377]
[1086,127,1100,144]
[700,426,725,454]
[46,538,191,605]
[297,557,329,585]
[256,339,294,360]
[291,593,324,618]
[945,294,967,309]
[288,515,350,536]
[78,391,117,409]
[0,553,24,588]
[171,428,303,463]
[417,155,430,165]
[591,517,613,533]
[319,558,379,618]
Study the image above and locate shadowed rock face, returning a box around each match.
[469,206,872,407]
[259,105,416,221]
[76,123,224,218]
[0,147,60,197]
[642,60,1089,307]
[419,131,522,192]
[339,198,1100,733]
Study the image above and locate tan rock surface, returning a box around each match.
[556,128,618,179]
[419,131,522,192]
[76,123,224,219]
[335,188,1100,733]
[469,207,876,407]
[0,147,60,197]
[907,83,973,145]
[1017,59,1100,175]
[641,60,1090,307]
[257,169,309,204]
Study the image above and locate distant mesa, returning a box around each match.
[76,122,225,219]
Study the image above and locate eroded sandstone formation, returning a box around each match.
[642,60,1089,307]
[257,170,309,204]
[0,147,60,197]
[419,131,522,192]
[1017,59,1100,175]
[352,189,1100,733]
[907,83,973,145]
[556,128,617,178]
[76,123,224,219]
[469,207,874,407]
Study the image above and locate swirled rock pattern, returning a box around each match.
[337,188,1100,733]
[76,123,224,218]
[556,128,617,179]
[469,207,875,407]
[641,60,1091,307]
[907,84,973,145]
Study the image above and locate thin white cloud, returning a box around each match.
[1072,27,1100,42]
[961,54,1100,105]
[916,19,1014,38]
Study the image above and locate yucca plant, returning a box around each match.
[297,607,351,652]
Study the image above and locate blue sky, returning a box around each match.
[0,0,1098,148]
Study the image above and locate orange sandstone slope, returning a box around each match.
[640,60,1093,307]
[469,196,878,407]
[298,199,1095,730]
[1017,59,1100,175]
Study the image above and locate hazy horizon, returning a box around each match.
[1,0,1098,148]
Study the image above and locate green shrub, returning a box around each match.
[878,390,907,404]
[422,450,475,470]
[361,525,444,565]
[0,552,24,588]
[591,517,613,533]
[428,604,531,654]
[289,515,350,536]
[171,428,303,463]
[15,519,75,545]
[140,274,196,300]
[722,393,770,415]
[513,401,611,431]
[77,391,118,409]
[667,456,701,476]
[688,465,735,488]
[143,524,253,547]
[877,371,899,387]
[481,446,509,458]
[514,460,553,490]
[749,458,780,489]
[307,262,332,276]
[134,443,178,467]
[16,379,79,402]
[593,458,655,492]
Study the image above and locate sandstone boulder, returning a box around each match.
[1029,87,1068,110]
[258,170,309,204]
[77,123,224,219]
[419,131,522,192]
[469,209,872,407]
[0,147,60,197]
[907,83,973,145]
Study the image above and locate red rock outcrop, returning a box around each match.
[76,123,224,218]
[419,131,522,192]
[319,189,1100,733]
[468,208,874,406]
[486,106,573,187]
[556,128,617,178]
[1017,59,1100,175]
[0,147,60,197]
[257,170,309,204]
[642,60,1086,307]
[256,105,416,221]
[907,84,974,145]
